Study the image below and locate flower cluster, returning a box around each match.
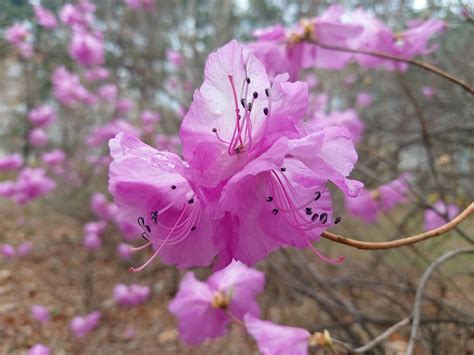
[247,5,444,80]
[345,174,411,223]
[109,40,362,271]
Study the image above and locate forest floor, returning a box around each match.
[1,201,473,354]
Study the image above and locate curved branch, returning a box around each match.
[306,39,474,96]
[321,203,473,250]
[406,247,474,355]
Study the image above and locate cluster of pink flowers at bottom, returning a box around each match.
[170,261,323,354]
[108,40,363,272]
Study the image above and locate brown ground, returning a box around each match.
[1,200,473,354]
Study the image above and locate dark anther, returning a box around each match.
[246,77,251,84]
[248,102,253,112]
[151,211,158,224]
[238,114,241,120]
[311,213,319,222]
[171,185,176,190]
[191,226,196,231]
[266,196,273,202]
[145,225,151,233]
[265,88,270,97]
[305,207,312,216]
[253,91,258,99]
[280,167,286,172]
[314,191,321,201]
[334,216,342,224]
[137,217,145,227]
[319,213,328,224]
[263,107,269,115]
[141,232,150,241]
[212,128,217,132]
[188,198,194,204]
[240,98,246,108]
[272,208,279,215]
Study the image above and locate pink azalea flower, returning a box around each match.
[308,109,365,144]
[69,31,105,67]
[166,49,184,67]
[245,314,311,355]
[115,98,133,114]
[31,305,50,324]
[4,23,33,58]
[42,150,66,167]
[29,105,56,128]
[124,0,142,10]
[52,67,94,106]
[117,242,134,260]
[69,311,101,338]
[87,120,140,147]
[0,153,23,171]
[424,201,459,231]
[181,40,309,187]
[0,181,17,198]
[356,92,373,108]
[97,83,118,103]
[1,244,16,259]
[60,1,95,30]
[29,129,48,148]
[27,344,51,355]
[396,19,445,58]
[84,67,110,82]
[83,233,102,251]
[34,6,57,29]
[113,283,151,307]
[17,241,33,256]
[11,168,56,205]
[217,126,359,266]
[345,174,410,223]
[169,261,264,345]
[90,193,114,221]
[84,221,107,235]
[109,132,222,269]
[378,173,410,211]
[345,188,380,224]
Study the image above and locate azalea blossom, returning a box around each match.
[4,23,33,58]
[113,283,151,307]
[109,40,361,269]
[29,105,57,128]
[31,305,50,324]
[42,150,66,167]
[245,314,312,355]
[109,132,223,269]
[166,49,184,67]
[6,168,56,205]
[34,6,58,29]
[0,153,23,171]
[345,174,411,223]
[52,67,95,106]
[27,344,51,355]
[1,244,16,259]
[424,201,459,231]
[356,92,373,108]
[69,311,101,338]
[60,1,95,30]
[69,31,105,67]
[84,67,110,82]
[29,128,48,148]
[308,108,365,144]
[117,242,134,260]
[169,261,264,345]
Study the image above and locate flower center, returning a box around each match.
[128,185,201,272]
[212,74,271,156]
[211,291,230,310]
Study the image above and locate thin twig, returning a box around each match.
[306,39,474,95]
[406,247,474,355]
[353,317,410,353]
[321,203,473,250]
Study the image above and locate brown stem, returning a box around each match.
[226,310,246,327]
[306,39,474,96]
[321,203,473,250]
